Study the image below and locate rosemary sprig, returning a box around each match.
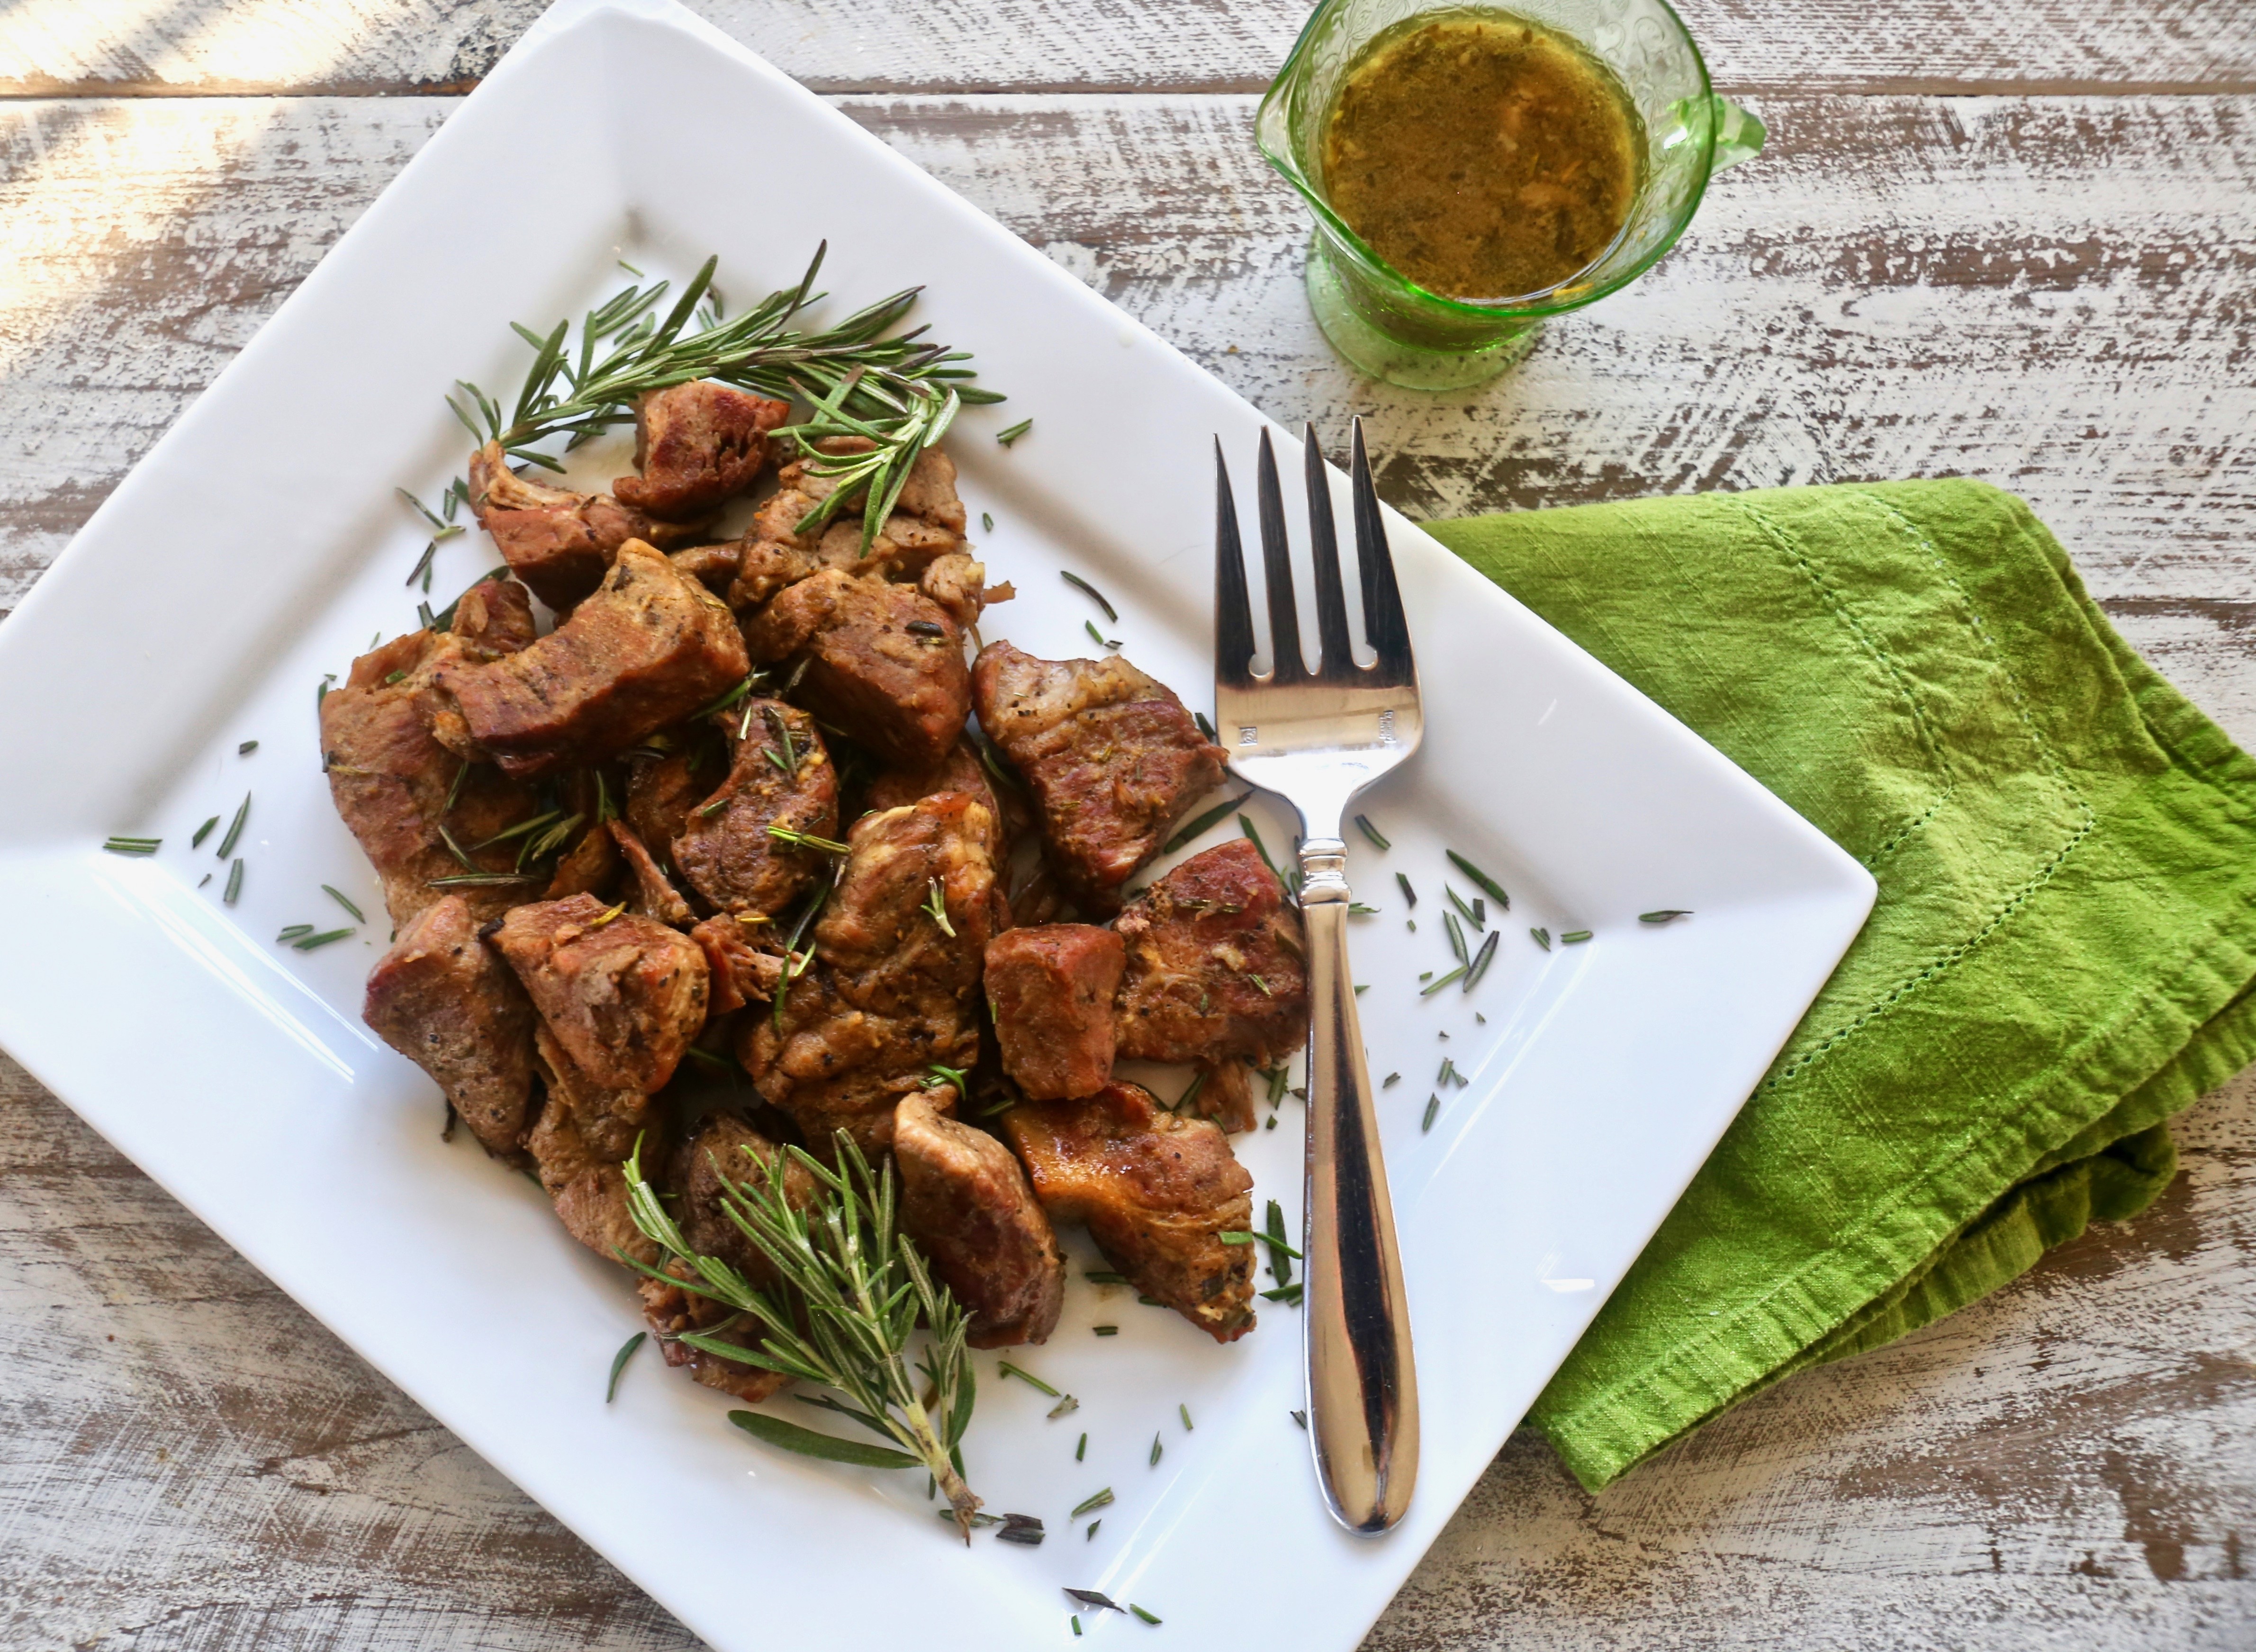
[768,824,851,855]
[921,877,956,937]
[619,1132,983,1537]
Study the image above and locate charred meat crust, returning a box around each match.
[1113,839,1309,1070]
[490,893,710,1094]
[1002,1082,1256,1343]
[362,894,538,1157]
[983,925,1124,1101]
[970,642,1227,912]
[614,382,790,521]
[893,1089,1066,1348]
[429,540,750,780]
[742,568,970,770]
[672,699,839,920]
[469,440,706,611]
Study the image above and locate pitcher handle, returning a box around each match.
[1709,95,1765,171]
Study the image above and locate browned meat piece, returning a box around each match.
[429,541,749,780]
[524,1026,664,1268]
[1002,1082,1256,1343]
[613,382,789,521]
[625,744,705,852]
[918,553,996,632]
[1190,1059,1257,1135]
[672,700,838,919]
[543,823,622,901]
[320,585,543,928]
[669,542,744,594]
[738,793,999,1155]
[971,642,1227,911]
[743,569,968,769]
[1114,839,1308,1069]
[491,894,709,1094]
[866,738,1013,865]
[984,925,1123,1101]
[690,914,785,1014]
[893,1090,1065,1347]
[469,441,703,611]
[362,894,537,1156]
[607,819,693,926]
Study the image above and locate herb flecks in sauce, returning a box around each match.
[1323,12,1641,301]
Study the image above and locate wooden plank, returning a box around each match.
[4,92,2252,729]
[0,0,2251,98]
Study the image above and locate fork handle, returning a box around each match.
[1298,837,1419,1533]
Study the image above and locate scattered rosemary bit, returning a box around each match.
[1465,929,1500,988]
[1445,850,1510,910]
[1058,569,1119,622]
[1396,872,1417,908]
[1194,711,1218,742]
[1086,1271,1128,1285]
[921,877,957,936]
[1222,1229,1302,1258]
[470,809,565,852]
[1446,885,1483,929]
[224,859,244,905]
[1561,929,1593,944]
[996,1513,1047,1547]
[198,873,210,889]
[397,486,445,530]
[1076,1432,1088,1461]
[1263,1199,1294,1287]
[1437,1057,1457,1087]
[1065,1589,1122,1613]
[1292,1410,1308,1429]
[101,836,161,855]
[1474,896,1487,925]
[190,816,220,849]
[1174,1070,1206,1114]
[1179,1403,1193,1432]
[405,538,438,590]
[767,824,851,855]
[696,794,731,819]
[1423,1095,1439,1131]
[1260,1284,1304,1304]
[981,511,994,533]
[1160,792,1252,855]
[427,871,541,888]
[1443,908,1468,965]
[1149,1433,1163,1467]
[1353,814,1390,850]
[1048,1393,1081,1420]
[693,673,759,721]
[1532,927,1552,951]
[770,882,830,1036]
[1383,1072,1400,1087]
[278,924,314,942]
[1084,620,1120,651]
[1130,1605,1161,1625]
[1354,984,1369,995]
[1074,1616,1083,1634]
[216,793,252,859]
[996,417,1033,447]
[1238,815,1286,887]
[1640,909,1694,923]
[1070,1487,1113,1518]
[1421,965,1467,996]
[997,1360,1059,1398]
[607,1331,646,1401]
[1348,902,1380,915]
[293,927,355,951]
[237,740,259,757]
[1092,1325,1119,1337]
[621,1131,983,1536]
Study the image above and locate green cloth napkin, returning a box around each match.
[1426,479,2256,1493]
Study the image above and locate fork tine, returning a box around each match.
[1214,439,1258,690]
[1255,428,1307,682]
[1303,423,1357,680]
[1350,416,1413,684]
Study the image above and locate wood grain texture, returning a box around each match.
[0,0,2251,97]
[3,2,2255,1646]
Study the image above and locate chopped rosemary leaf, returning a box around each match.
[1446,884,1483,929]
[1194,711,1218,742]
[1161,791,1252,855]
[1263,1198,1294,1287]
[190,815,220,848]
[1348,902,1380,915]
[427,871,541,887]
[1175,1069,1206,1113]
[100,836,161,855]
[996,417,1033,447]
[1059,569,1119,622]
[1221,1230,1302,1258]
[1437,1058,1457,1087]
[405,538,438,590]
[278,925,314,942]
[767,824,851,854]
[1640,909,1694,923]
[198,874,211,889]
[1149,1433,1162,1467]
[921,877,956,937]
[1260,1283,1304,1304]
[1048,1393,1080,1419]
[1474,897,1486,925]
[981,511,994,533]
[1085,1270,1129,1285]
[996,1514,1047,1547]
[224,858,244,905]
[1354,984,1369,995]
[1092,1325,1119,1337]
[292,927,355,951]
[1383,1072,1400,1087]
[396,486,445,530]
[1291,1410,1308,1429]
[238,740,259,756]
[1532,927,1552,951]
[606,1331,646,1402]
[696,795,731,819]
[1407,919,1417,933]
[1084,619,1120,651]
[1443,908,1468,964]
[1074,1616,1083,1634]
[1238,815,1285,887]
[1561,929,1593,944]
[617,258,644,276]
[1065,1589,1120,1613]
[318,885,364,922]
[1465,929,1501,988]
[1070,1487,1112,1517]
[1445,850,1510,910]
[215,793,252,859]
[1353,813,1390,850]
[1180,1403,1193,1431]
[997,1360,1060,1398]
[692,673,759,720]
[1396,871,1417,908]
[1076,1432,1088,1461]
[1421,965,1467,996]
[1130,1606,1161,1625]
[1422,1095,1439,1132]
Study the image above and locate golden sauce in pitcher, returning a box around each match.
[1321,11,1643,302]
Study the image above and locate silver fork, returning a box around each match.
[1215,418,1421,1534]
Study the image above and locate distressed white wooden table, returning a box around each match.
[3,3,2253,1647]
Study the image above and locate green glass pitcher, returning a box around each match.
[1257,0,1764,390]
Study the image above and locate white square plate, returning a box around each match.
[0,3,1874,1646]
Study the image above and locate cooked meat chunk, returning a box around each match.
[672,700,838,919]
[525,1026,663,1269]
[639,1275,791,1402]
[919,552,995,631]
[1002,1082,1256,1343]
[543,823,622,901]
[971,642,1227,911]
[667,1113,811,1284]
[731,438,970,604]
[893,1089,1065,1347]
[320,586,543,928]
[984,925,1123,1101]
[491,894,709,1094]
[429,540,749,779]
[625,744,706,853]
[742,569,969,769]
[469,440,702,610]
[613,382,789,521]
[739,793,999,1156]
[608,819,693,926]
[362,895,537,1156]
[690,914,784,1014]
[669,541,744,594]
[1190,1059,1257,1135]
[865,738,1007,860]
[1114,839,1308,1068]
